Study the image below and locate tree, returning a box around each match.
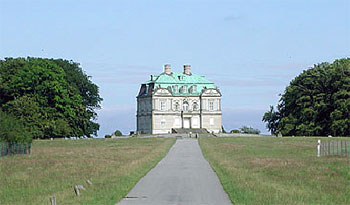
[221,126,227,133]
[0,111,32,143]
[262,106,280,135]
[52,59,103,137]
[239,126,260,134]
[0,57,102,139]
[230,129,240,133]
[114,130,123,136]
[263,58,350,136]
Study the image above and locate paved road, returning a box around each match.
[117,138,232,205]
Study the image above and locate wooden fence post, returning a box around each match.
[337,141,339,156]
[317,140,321,157]
[50,196,56,205]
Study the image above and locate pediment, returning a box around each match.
[201,88,221,97]
[153,88,172,96]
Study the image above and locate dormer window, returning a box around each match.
[193,85,197,93]
[173,85,178,93]
[189,85,197,93]
[183,85,187,93]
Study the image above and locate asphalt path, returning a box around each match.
[117,138,232,205]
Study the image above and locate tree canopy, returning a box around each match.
[0,111,32,143]
[239,126,260,134]
[263,58,350,136]
[113,130,123,136]
[0,57,102,140]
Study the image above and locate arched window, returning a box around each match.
[193,102,199,111]
[183,101,189,111]
[174,102,180,111]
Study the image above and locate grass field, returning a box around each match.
[199,137,350,205]
[0,137,175,205]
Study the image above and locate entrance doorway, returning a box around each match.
[184,118,191,128]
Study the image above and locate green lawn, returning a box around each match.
[0,137,175,204]
[199,137,350,205]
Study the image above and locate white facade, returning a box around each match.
[136,65,222,134]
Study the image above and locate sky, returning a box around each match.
[1,0,349,136]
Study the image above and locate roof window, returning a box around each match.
[173,85,178,93]
[189,85,197,93]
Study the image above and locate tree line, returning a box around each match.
[263,58,350,136]
[0,57,102,142]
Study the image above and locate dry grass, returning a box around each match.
[199,137,350,205]
[0,137,175,204]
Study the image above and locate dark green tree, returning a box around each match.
[221,126,227,133]
[0,57,102,139]
[239,126,261,134]
[263,58,350,136]
[230,129,240,133]
[0,110,32,143]
[262,106,280,135]
[114,130,123,136]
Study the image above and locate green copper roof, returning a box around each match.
[141,72,217,97]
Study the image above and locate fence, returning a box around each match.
[0,142,32,158]
[317,140,350,157]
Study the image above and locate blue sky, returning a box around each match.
[1,0,349,136]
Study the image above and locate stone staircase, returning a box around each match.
[171,128,209,134]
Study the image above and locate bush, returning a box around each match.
[0,111,32,143]
[240,126,261,134]
[230,129,240,133]
[114,130,123,136]
[104,134,112,138]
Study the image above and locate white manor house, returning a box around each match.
[136,64,222,134]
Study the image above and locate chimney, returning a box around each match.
[183,64,191,75]
[164,64,171,75]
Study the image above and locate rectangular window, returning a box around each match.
[160,101,166,111]
[193,118,198,126]
[161,119,166,126]
[209,101,214,111]
[174,118,180,126]
[141,101,145,111]
[210,118,214,125]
